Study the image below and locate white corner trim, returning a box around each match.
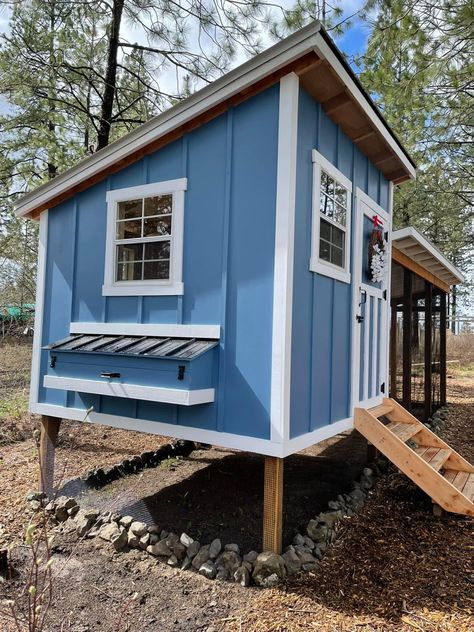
[106,178,187,203]
[282,416,353,457]
[310,150,352,283]
[355,187,390,222]
[270,73,299,445]
[69,322,221,339]
[43,375,215,406]
[29,210,48,410]
[103,179,186,297]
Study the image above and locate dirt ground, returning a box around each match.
[1,341,473,631]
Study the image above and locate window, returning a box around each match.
[103,178,187,296]
[310,150,352,283]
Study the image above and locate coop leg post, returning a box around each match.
[262,456,284,554]
[39,416,61,496]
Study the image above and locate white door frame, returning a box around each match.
[351,188,391,412]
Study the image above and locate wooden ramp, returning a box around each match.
[354,398,474,516]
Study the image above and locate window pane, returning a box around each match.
[116,219,142,240]
[116,261,142,281]
[144,194,172,216]
[331,225,344,248]
[331,245,344,267]
[144,240,170,260]
[319,239,331,262]
[320,218,331,241]
[116,243,143,264]
[117,199,142,220]
[143,260,170,280]
[321,171,334,196]
[335,183,347,208]
[144,216,172,237]
[320,194,334,219]
[334,203,346,226]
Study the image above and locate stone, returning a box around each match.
[306,520,328,543]
[215,550,241,576]
[171,542,187,561]
[56,496,78,511]
[130,521,148,537]
[359,475,373,490]
[160,530,169,540]
[127,532,140,548]
[29,501,42,512]
[149,534,159,546]
[242,561,253,573]
[328,500,342,511]
[224,543,240,554]
[139,534,150,550]
[98,523,121,543]
[303,536,315,550]
[147,540,172,557]
[363,467,373,478]
[167,555,179,567]
[302,562,318,572]
[318,511,342,527]
[187,540,200,559]
[111,528,128,552]
[292,533,305,546]
[55,507,70,523]
[180,557,192,571]
[243,550,258,564]
[209,538,222,560]
[45,501,56,513]
[192,545,210,570]
[119,516,134,529]
[147,525,160,535]
[252,552,286,587]
[76,518,92,538]
[199,561,217,580]
[282,549,301,575]
[216,567,229,581]
[234,565,251,586]
[26,491,47,503]
[180,532,194,548]
[68,506,80,518]
[295,551,316,565]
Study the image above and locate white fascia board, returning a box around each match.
[14,23,323,218]
[313,34,416,180]
[70,321,221,339]
[392,226,465,284]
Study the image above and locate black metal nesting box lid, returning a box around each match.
[44,334,218,360]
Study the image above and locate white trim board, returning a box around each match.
[70,322,221,339]
[15,22,414,219]
[43,375,215,406]
[29,211,48,410]
[30,401,355,458]
[270,72,299,444]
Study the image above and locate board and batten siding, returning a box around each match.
[289,86,390,439]
[38,84,280,441]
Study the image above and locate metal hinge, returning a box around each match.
[178,365,185,381]
[381,382,385,394]
[383,289,387,301]
[50,355,57,368]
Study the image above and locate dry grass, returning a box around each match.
[447,331,474,365]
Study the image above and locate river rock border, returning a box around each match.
[27,406,450,588]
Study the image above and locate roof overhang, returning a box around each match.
[15,22,416,220]
[392,227,464,290]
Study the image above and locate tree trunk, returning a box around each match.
[96,0,124,150]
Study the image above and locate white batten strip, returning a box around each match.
[271,72,299,444]
[70,321,220,339]
[43,375,215,406]
[29,211,48,410]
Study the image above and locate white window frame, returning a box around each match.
[102,178,187,296]
[310,149,352,284]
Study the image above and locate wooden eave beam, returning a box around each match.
[352,127,376,143]
[392,246,450,293]
[322,91,352,115]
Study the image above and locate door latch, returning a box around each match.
[177,365,185,381]
[100,372,121,378]
[50,355,57,368]
[356,314,364,323]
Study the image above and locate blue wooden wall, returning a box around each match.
[290,86,390,439]
[39,85,280,440]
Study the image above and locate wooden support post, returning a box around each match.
[424,282,433,421]
[389,302,398,398]
[402,268,413,411]
[440,292,447,406]
[262,456,284,554]
[39,416,61,496]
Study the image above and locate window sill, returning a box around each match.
[102,282,184,297]
[309,259,351,284]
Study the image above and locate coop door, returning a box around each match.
[351,189,391,410]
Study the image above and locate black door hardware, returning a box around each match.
[100,372,121,378]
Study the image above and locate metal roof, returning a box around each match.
[392,227,465,287]
[46,334,218,360]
